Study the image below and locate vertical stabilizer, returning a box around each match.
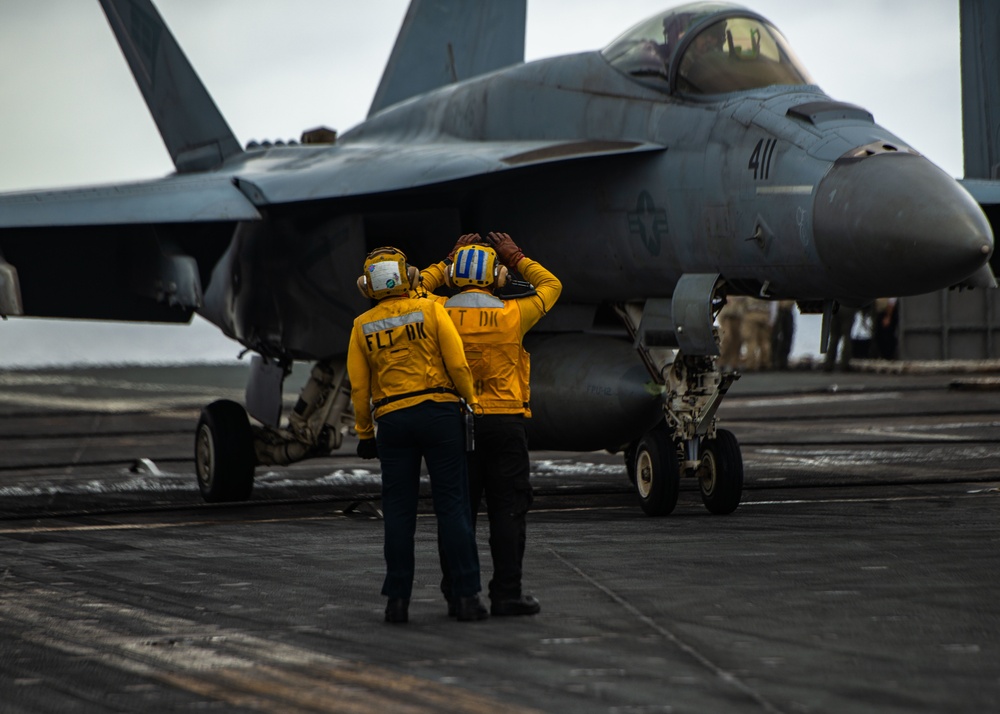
[99,0,242,172]
[368,0,526,118]
[961,0,1000,179]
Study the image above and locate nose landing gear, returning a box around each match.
[625,356,744,517]
[696,428,743,515]
[632,426,680,516]
[618,283,745,516]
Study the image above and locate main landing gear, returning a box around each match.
[193,358,354,502]
[195,399,255,502]
[617,281,745,516]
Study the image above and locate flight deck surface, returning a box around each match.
[1,364,998,713]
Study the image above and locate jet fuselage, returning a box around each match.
[208,47,990,360]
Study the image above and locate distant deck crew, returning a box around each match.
[347,246,486,623]
[770,300,795,370]
[422,232,562,617]
[740,297,772,371]
[718,295,746,371]
[872,297,899,360]
[824,305,857,373]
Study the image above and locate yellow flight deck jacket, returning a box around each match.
[347,295,476,440]
[421,258,562,416]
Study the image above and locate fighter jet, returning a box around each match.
[0,0,994,516]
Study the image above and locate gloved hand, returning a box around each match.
[357,438,378,460]
[486,231,524,269]
[447,233,481,262]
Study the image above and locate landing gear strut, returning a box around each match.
[617,280,745,516]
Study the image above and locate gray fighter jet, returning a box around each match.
[0,0,994,515]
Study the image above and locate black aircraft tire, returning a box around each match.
[698,428,743,515]
[195,399,255,503]
[633,427,680,516]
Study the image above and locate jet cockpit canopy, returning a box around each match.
[601,2,813,95]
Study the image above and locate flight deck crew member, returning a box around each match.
[770,300,795,370]
[740,297,772,371]
[347,246,487,624]
[824,304,857,372]
[422,232,562,617]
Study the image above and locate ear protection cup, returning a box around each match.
[407,265,420,289]
[357,275,371,299]
[495,264,509,289]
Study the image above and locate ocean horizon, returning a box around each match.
[0,312,825,369]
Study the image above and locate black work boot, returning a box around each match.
[491,594,540,616]
[455,595,489,621]
[385,597,409,623]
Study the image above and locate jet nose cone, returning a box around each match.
[813,153,993,297]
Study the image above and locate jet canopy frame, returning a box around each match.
[601,1,814,96]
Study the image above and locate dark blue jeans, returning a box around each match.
[376,400,481,600]
[440,414,533,603]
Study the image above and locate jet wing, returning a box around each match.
[0,138,659,323]
[0,174,261,228]
[0,139,663,225]
[234,139,666,206]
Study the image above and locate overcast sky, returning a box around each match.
[0,1,963,366]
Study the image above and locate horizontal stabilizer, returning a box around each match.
[99,0,242,172]
[369,0,526,117]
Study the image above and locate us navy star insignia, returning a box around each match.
[627,191,668,256]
